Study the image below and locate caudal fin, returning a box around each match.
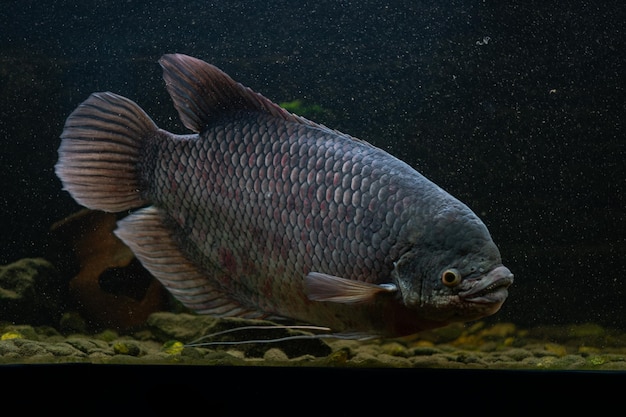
[55,92,156,212]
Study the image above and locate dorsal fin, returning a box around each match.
[159,53,308,133]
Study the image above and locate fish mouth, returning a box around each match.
[458,266,514,304]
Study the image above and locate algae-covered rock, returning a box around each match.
[0,258,66,326]
[112,341,142,356]
[146,312,219,341]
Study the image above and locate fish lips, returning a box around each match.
[458,265,514,305]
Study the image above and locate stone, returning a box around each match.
[0,258,65,326]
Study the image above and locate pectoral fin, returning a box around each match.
[305,272,397,304]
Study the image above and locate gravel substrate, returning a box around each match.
[2,312,626,371]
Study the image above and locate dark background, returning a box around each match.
[1,0,624,330]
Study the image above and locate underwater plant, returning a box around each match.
[279,99,330,120]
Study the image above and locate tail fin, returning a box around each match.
[55,92,156,212]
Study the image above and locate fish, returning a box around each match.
[55,53,513,338]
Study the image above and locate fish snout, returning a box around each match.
[458,265,514,304]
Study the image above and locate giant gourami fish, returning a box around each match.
[55,54,513,337]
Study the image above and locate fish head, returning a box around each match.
[391,207,514,323]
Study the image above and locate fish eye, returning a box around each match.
[441,268,462,287]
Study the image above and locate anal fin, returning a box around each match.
[114,206,262,318]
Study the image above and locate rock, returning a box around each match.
[58,311,87,334]
[0,258,66,326]
[146,312,219,341]
[113,341,142,356]
[263,347,289,361]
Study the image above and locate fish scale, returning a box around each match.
[56,54,513,337]
[144,113,408,315]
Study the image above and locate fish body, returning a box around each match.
[55,54,513,337]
